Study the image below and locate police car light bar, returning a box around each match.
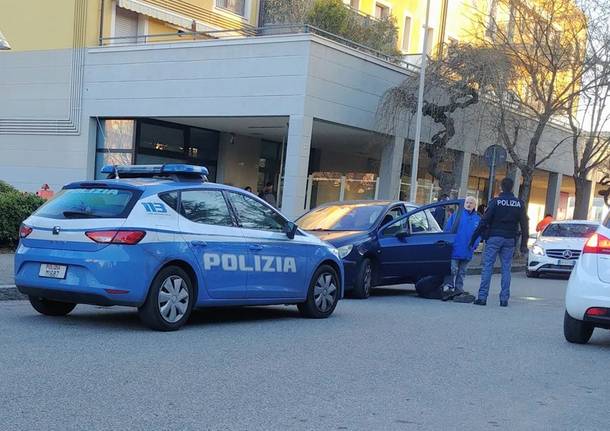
[101,164,209,180]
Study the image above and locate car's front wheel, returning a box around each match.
[138,266,194,331]
[29,296,76,316]
[564,311,594,344]
[351,258,373,299]
[298,265,340,318]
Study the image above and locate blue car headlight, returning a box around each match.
[337,244,354,259]
[328,247,340,258]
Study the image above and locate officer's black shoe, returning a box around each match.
[473,299,487,306]
[500,300,508,307]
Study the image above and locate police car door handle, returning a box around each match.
[249,244,264,251]
[435,240,449,247]
[191,240,208,247]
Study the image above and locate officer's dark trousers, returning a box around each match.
[478,236,515,302]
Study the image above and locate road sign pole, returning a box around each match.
[488,146,496,202]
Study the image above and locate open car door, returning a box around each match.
[377,199,464,284]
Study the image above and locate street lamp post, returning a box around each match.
[409,0,431,203]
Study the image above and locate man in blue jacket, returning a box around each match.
[442,196,481,301]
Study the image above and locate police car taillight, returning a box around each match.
[86,230,146,245]
[583,233,610,255]
[19,224,32,238]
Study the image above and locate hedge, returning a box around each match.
[264,0,400,57]
[0,189,45,248]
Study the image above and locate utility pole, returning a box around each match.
[409,0,431,202]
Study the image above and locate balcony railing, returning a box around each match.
[98,24,420,73]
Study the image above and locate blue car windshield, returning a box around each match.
[297,204,385,231]
[34,188,136,219]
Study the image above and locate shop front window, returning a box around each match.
[95,119,135,179]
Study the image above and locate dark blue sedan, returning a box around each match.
[297,199,464,298]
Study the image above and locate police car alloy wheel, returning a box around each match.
[138,266,194,331]
[158,275,190,324]
[28,296,76,317]
[298,265,339,318]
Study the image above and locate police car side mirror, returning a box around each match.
[284,221,298,239]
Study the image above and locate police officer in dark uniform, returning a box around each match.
[469,177,528,307]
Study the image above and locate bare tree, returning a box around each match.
[565,2,610,218]
[467,0,604,207]
[377,43,507,197]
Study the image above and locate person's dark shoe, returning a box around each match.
[500,300,508,307]
[473,299,487,306]
[454,292,475,303]
[441,288,456,301]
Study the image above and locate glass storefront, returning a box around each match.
[95,118,219,181]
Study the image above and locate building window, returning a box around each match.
[402,16,412,51]
[95,119,135,179]
[136,119,219,181]
[216,0,246,18]
[95,118,220,181]
[375,3,390,19]
[113,7,138,44]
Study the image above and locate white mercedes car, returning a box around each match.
[564,215,610,344]
[527,220,599,278]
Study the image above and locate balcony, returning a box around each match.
[98,24,420,73]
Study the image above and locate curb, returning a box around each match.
[467,265,526,276]
[0,286,25,301]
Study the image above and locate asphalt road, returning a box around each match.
[1,273,608,431]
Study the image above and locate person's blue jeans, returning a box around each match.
[449,259,470,293]
[478,236,516,302]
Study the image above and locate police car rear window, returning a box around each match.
[34,188,138,219]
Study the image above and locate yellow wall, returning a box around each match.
[0,0,80,51]
[0,0,261,52]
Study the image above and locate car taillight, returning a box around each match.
[585,307,608,316]
[582,233,610,255]
[19,224,33,238]
[85,230,146,245]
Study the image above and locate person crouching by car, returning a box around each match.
[442,196,481,301]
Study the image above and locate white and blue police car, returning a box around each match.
[15,164,343,331]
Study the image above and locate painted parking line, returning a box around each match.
[0,284,16,289]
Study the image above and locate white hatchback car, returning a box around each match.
[527,220,599,278]
[564,215,610,344]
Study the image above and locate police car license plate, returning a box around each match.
[39,264,67,279]
[557,259,575,267]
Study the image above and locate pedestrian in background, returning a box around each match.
[470,177,529,307]
[536,213,554,232]
[432,194,449,227]
[442,196,481,302]
[244,186,252,193]
[259,182,277,208]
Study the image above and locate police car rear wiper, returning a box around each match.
[63,210,95,219]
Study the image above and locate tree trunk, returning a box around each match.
[519,169,533,208]
[573,176,590,220]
